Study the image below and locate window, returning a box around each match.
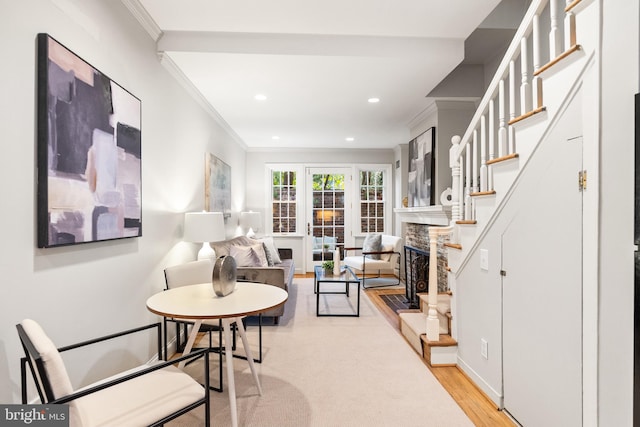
[358,169,387,233]
[271,170,297,234]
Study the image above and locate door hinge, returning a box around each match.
[500,270,507,277]
[578,170,587,191]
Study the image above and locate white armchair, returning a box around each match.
[343,234,403,288]
[17,319,210,426]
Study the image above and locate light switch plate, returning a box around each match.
[480,249,489,271]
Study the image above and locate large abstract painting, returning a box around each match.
[37,34,142,248]
[407,127,436,207]
[205,153,231,218]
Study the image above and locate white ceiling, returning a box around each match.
[124,0,520,150]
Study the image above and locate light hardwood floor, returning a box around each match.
[363,286,515,427]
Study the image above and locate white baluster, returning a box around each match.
[489,99,495,162]
[520,37,531,114]
[449,136,461,223]
[426,226,441,342]
[458,152,464,222]
[533,14,543,109]
[472,130,479,193]
[565,0,576,50]
[550,0,562,58]
[498,79,507,158]
[509,60,516,154]
[465,144,472,220]
[480,115,488,192]
[488,99,495,191]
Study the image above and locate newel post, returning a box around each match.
[426,226,441,342]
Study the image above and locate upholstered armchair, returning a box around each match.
[343,234,403,288]
[17,319,210,426]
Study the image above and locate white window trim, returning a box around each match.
[265,163,392,237]
[265,164,305,236]
[352,164,393,236]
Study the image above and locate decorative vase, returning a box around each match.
[212,255,237,297]
[333,248,341,275]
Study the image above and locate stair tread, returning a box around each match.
[400,310,450,335]
[486,152,519,166]
[418,294,451,315]
[399,312,427,333]
[421,334,458,347]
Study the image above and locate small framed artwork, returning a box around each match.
[407,127,436,207]
[205,153,231,218]
[37,33,142,248]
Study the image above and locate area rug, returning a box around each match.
[379,292,413,312]
[169,278,472,427]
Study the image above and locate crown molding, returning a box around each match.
[159,53,248,150]
[121,0,163,41]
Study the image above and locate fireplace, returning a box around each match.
[403,222,450,293]
[404,245,429,308]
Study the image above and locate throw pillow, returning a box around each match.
[363,233,382,260]
[229,244,269,267]
[255,236,282,264]
[261,242,274,266]
[251,243,269,267]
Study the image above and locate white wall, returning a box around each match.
[0,0,246,403]
[409,100,476,205]
[599,0,639,425]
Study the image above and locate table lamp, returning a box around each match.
[184,211,226,260]
[239,211,261,238]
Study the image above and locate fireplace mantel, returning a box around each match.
[394,205,452,225]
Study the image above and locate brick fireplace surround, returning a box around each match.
[403,222,449,293]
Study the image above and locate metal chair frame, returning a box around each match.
[18,322,210,427]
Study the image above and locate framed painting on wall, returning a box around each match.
[37,33,142,248]
[407,127,436,207]
[205,153,231,218]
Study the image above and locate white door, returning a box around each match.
[305,167,353,272]
[502,136,583,426]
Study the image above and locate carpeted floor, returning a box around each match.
[168,278,473,427]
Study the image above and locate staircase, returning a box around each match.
[400,292,456,366]
[400,0,595,366]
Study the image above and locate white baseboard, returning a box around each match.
[456,357,503,408]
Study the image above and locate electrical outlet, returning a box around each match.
[481,338,488,359]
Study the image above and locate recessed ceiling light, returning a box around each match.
[368,97,380,103]
[255,94,267,101]
[346,137,355,142]
[272,136,280,140]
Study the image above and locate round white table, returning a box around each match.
[146,282,288,427]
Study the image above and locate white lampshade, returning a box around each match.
[239,211,261,238]
[184,211,226,260]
